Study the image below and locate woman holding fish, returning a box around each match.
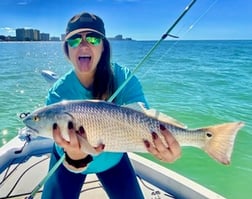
[41,12,181,199]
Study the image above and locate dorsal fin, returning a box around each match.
[122,102,147,112]
[123,102,187,128]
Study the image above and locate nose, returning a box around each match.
[79,35,89,46]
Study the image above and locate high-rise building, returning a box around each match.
[61,34,66,41]
[40,33,50,41]
[16,28,41,41]
[26,29,34,41]
[33,29,40,41]
[50,36,60,41]
[16,28,26,41]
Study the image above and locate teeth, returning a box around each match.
[79,55,91,60]
[79,55,91,58]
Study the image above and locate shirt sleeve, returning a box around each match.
[45,70,86,105]
[46,89,61,105]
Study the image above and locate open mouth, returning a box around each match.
[78,55,92,71]
[79,55,91,61]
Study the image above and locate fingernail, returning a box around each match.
[160,124,166,131]
[143,139,150,148]
[53,123,57,130]
[68,121,73,129]
[152,132,158,140]
[79,126,85,135]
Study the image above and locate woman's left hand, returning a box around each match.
[143,124,181,163]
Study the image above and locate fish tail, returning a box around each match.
[202,122,244,165]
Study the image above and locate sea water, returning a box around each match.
[0,40,251,198]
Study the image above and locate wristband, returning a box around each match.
[65,153,93,169]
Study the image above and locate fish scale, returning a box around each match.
[71,102,156,151]
[23,99,244,165]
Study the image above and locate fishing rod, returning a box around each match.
[26,1,197,198]
[108,0,197,102]
[25,155,65,199]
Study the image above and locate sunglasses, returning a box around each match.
[67,32,103,48]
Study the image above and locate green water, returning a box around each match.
[0,40,251,198]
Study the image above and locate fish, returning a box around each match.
[22,99,244,165]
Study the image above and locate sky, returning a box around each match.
[0,0,251,40]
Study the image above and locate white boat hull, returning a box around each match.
[0,136,225,199]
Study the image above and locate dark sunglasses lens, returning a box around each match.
[67,33,103,47]
[86,32,102,46]
[67,35,82,48]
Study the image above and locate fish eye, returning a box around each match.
[33,115,40,122]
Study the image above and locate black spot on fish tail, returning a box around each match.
[206,132,212,138]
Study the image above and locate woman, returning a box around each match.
[42,12,181,199]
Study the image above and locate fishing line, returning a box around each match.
[26,1,198,198]
[107,0,197,103]
[138,0,220,81]
[179,0,219,38]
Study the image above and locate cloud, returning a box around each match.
[17,0,31,6]
[1,27,15,33]
[0,27,16,35]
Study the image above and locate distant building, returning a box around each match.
[114,34,123,40]
[16,28,26,41]
[61,34,66,41]
[0,35,5,41]
[11,28,75,42]
[40,33,50,41]
[26,29,34,41]
[16,28,40,41]
[50,36,60,41]
[0,35,16,41]
[34,29,40,41]
[108,34,132,41]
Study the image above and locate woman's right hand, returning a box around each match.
[144,124,181,163]
[52,121,104,161]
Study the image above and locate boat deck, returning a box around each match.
[0,136,225,199]
[0,155,174,199]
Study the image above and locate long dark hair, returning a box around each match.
[63,39,115,100]
[92,38,115,100]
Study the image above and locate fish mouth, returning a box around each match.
[25,124,39,135]
[22,116,39,134]
[18,126,39,140]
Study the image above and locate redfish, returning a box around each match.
[23,100,244,165]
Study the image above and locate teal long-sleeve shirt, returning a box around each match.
[46,63,148,174]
